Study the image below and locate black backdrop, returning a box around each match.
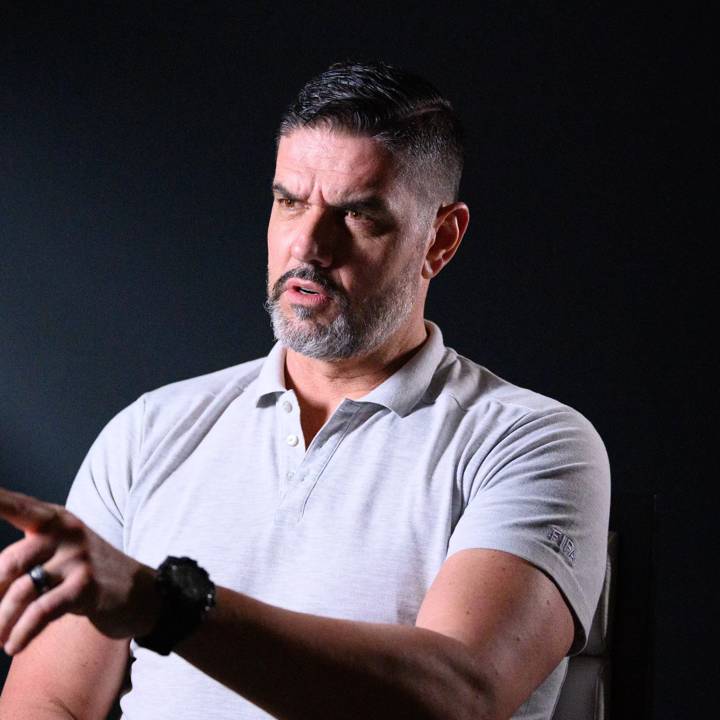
[1,4,709,718]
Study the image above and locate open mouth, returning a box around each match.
[283,278,332,307]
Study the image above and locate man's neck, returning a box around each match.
[284,321,428,446]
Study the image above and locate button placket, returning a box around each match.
[281,400,364,522]
[278,391,304,496]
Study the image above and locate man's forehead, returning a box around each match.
[273,127,400,199]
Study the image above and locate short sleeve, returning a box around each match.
[447,407,610,655]
[65,397,145,552]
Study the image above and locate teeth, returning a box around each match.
[298,287,318,294]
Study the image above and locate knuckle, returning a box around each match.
[35,591,67,620]
[45,516,87,553]
[34,504,77,535]
[75,565,94,590]
[60,570,93,611]
[61,511,84,531]
[0,585,31,629]
[33,593,54,619]
[5,578,32,604]
[0,550,22,580]
[13,496,31,516]
[65,544,91,569]
[61,519,88,547]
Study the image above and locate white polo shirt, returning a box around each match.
[67,321,610,719]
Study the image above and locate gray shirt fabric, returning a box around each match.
[66,321,610,720]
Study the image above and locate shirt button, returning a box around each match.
[287,471,295,480]
[286,434,299,447]
[281,401,293,413]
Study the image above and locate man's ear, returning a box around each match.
[422,202,470,279]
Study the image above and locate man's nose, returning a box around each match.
[289,208,337,267]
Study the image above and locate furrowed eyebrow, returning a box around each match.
[271,183,302,201]
[271,183,391,217]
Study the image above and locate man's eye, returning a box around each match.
[345,209,364,220]
[276,198,297,209]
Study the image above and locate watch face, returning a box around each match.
[167,558,214,606]
[137,557,215,655]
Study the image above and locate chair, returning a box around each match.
[552,531,618,720]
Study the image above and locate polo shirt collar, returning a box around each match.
[358,321,446,416]
[254,340,288,402]
[254,321,447,416]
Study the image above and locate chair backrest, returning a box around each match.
[552,531,618,720]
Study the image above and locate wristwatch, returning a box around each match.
[135,556,216,656]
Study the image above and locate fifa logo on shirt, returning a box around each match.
[547,526,577,565]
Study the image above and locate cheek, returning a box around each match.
[341,260,396,297]
[265,249,285,296]
[266,225,289,267]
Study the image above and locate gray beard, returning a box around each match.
[264,265,418,361]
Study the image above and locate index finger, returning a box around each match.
[0,488,59,533]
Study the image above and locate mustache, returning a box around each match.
[270,266,343,302]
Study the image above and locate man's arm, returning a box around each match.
[0,615,129,719]
[0,487,573,719]
[416,548,574,717]
[169,548,573,720]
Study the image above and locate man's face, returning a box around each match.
[265,127,432,360]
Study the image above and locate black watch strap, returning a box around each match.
[135,556,216,656]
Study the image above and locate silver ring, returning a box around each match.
[28,565,51,596]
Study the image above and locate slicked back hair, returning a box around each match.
[277,61,464,208]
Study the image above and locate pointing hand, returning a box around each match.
[0,487,157,655]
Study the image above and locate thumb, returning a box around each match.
[0,487,59,533]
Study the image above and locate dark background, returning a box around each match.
[1,3,709,717]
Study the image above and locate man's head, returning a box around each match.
[277,60,464,210]
[265,62,469,362]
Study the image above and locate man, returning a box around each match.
[0,61,610,719]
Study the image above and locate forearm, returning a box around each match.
[0,696,78,720]
[174,587,494,720]
[0,490,487,719]
[0,615,129,720]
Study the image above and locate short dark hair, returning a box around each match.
[277,61,464,205]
